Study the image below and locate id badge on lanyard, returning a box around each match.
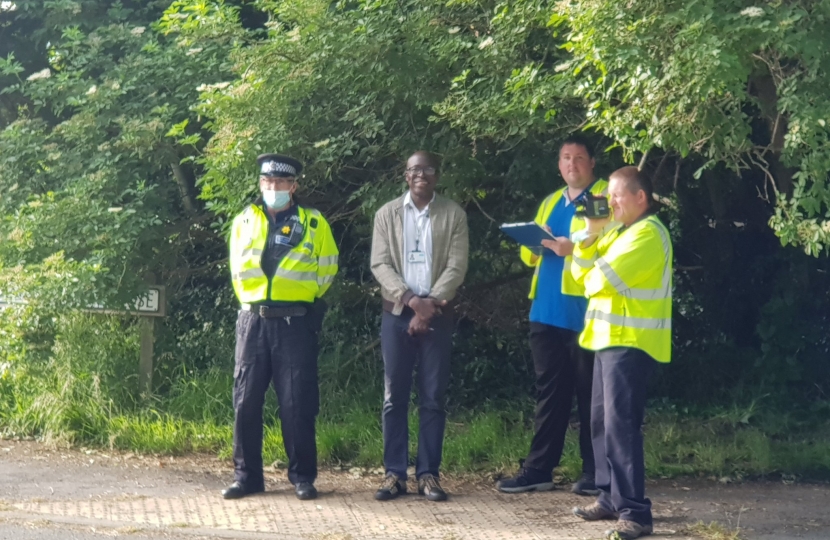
[408,249,426,264]
[408,211,428,264]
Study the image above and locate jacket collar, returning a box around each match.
[394,191,445,216]
[402,190,436,210]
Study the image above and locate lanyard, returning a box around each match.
[412,208,429,252]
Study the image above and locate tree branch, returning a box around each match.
[652,193,677,210]
[748,151,780,201]
[470,194,498,224]
[638,149,650,171]
[170,162,197,215]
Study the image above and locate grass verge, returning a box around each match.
[5,402,830,481]
[3,332,830,479]
[685,521,743,540]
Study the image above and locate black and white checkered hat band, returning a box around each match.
[261,161,296,175]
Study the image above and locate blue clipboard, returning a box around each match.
[499,222,554,248]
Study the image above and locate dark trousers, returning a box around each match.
[524,323,595,475]
[381,309,453,480]
[232,309,320,487]
[592,347,655,526]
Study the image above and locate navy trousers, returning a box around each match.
[232,309,320,488]
[525,323,595,475]
[380,309,453,480]
[592,347,655,526]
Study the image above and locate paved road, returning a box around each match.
[1,441,828,539]
[0,522,209,540]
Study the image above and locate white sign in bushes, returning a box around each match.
[0,286,167,395]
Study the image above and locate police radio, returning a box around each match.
[574,193,610,219]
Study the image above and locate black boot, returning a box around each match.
[295,482,318,500]
[221,480,264,500]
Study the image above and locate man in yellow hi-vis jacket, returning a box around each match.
[222,154,339,502]
[570,166,672,540]
[498,136,607,497]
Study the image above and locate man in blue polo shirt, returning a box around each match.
[498,135,608,495]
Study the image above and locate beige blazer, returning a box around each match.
[370,193,469,315]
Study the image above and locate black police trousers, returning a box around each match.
[524,322,595,475]
[232,309,319,488]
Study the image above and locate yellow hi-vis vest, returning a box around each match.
[229,204,339,304]
[571,214,673,363]
[520,180,609,299]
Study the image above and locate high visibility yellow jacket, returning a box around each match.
[520,180,609,298]
[571,214,673,363]
[229,204,339,304]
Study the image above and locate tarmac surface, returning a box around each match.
[1,440,828,539]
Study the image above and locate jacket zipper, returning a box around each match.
[264,214,274,301]
[263,207,309,301]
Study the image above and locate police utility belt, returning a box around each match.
[241,304,307,318]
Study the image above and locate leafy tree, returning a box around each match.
[174,0,830,401]
[552,0,830,255]
[2,0,829,417]
[0,0,234,309]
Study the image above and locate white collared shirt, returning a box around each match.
[402,191,434,296]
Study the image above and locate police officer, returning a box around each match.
[570,166,672,540]
[222,154,339,501]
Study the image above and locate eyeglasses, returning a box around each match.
[405,166,436,177]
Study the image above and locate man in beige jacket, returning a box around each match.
[370,151,468,502]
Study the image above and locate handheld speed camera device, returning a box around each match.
[574,193,610,219]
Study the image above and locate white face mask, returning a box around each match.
[262,189,291,209]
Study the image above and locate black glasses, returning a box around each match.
[405,166,436,177]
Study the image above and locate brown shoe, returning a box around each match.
[573,502,617,521]
[418,474,448,502]
[604,519,653,539]
[374,473,406,501]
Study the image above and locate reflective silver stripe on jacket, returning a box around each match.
[573,254,596,269]
[285,251,315,265]
[318,254,339,267]
[596,218,671,300]
[233,268,265,281]
[282,251,339,268]
[274,268,317,282]
[585,309,671,330]
[317,274,335,286]
[240,248,263,259]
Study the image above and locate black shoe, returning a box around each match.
[374,473,406,501]
[496,461,554,493]
[571,473,600,496]
[221,481,264,500]
[295,482,318,500]
[418,474,448,502]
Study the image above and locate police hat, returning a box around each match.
[256,154,303,177]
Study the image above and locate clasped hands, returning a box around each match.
[406,296,446,336]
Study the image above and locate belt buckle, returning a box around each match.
[257,306,269,318]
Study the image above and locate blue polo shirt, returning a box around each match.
[529,195,588,332]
